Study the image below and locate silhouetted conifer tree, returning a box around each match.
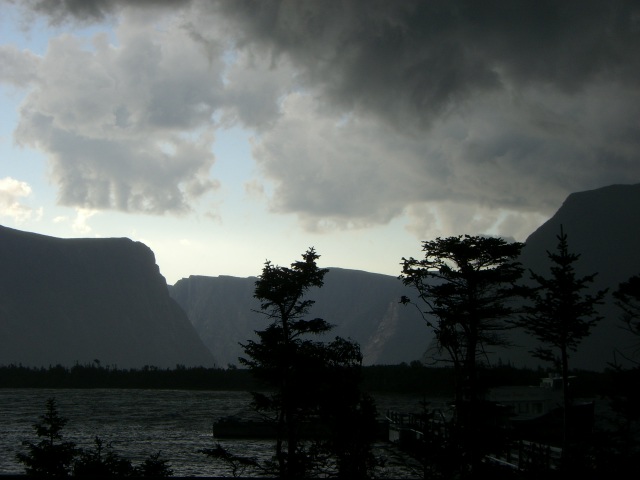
[591,274,640,476]
[516,226,606,460]
[73,436,134,477]
[239,248,377,479]
[135,451,174,477]
[400,235,526,475]
[614,274,640,345]
[16,398,77,477]
[17,398,173,478]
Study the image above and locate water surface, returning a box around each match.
[1,389,426,477]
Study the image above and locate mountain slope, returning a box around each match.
[504,183,640,370]
[0,225,215,368]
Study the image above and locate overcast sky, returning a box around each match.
[1,0,639,284]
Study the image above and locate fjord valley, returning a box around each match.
[1,183,640,372]
[1,183,640,478]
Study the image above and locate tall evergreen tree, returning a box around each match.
[517,226,607,455]
[240,248,376,479]
[400,235,525,405]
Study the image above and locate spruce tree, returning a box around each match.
[240,248,375,479]
[517,226,607,455]
[16,398,77,477]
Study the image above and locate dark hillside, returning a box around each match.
[0,225,215,368]
[500,184,640,370]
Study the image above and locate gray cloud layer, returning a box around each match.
[4,0,640,236]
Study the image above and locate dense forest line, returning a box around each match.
[0,362,611,397]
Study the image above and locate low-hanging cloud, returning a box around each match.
[5,0,640,236]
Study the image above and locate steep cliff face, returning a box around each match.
[169,275,259,367]
[170,268,430,366]
[0,225,215,368]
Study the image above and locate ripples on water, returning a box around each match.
[0,389,427,478]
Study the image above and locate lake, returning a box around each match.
[0,388,428,477]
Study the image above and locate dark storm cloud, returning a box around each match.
[217,0,640,127]
[213,0,640,234]
[25,0,640,123]
[6,0,640,236]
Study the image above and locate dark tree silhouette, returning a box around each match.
[595,274,640,476]
[516,227,606,457]
[17,398,173,478]
[241,247,330,478]
[400,236,525,404]
[312,337,379,479]
[400,235,525,474]
[239,248,376,479]
[134,451,174,477]
[614,274,640,345]
[73,436,134,478]
[16,398,77,477]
